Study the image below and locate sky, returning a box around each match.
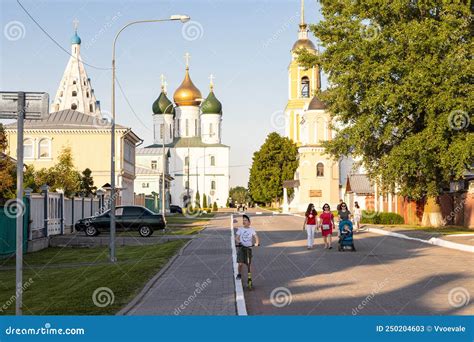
[0,0,326,187]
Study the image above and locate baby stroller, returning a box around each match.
[338,220,356,252]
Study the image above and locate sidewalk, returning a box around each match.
[120,214,236,315]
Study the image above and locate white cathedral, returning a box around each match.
[134,56,230,209]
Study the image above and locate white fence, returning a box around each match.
[28,189,104,240]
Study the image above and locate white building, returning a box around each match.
[135,57,230,208]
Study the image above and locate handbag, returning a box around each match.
[322,224,330,230]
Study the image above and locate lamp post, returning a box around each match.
[110,15,190,263]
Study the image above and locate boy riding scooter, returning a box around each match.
[235,214,260,289]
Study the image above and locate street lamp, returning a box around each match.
[110,15,190,263]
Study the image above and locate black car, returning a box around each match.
[75,205,166,237]
[170,205,183,214]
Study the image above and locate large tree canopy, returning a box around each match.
[248,132,298,204]
[298,0,473,199]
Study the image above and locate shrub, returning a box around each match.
[212,202,218,212]
[361,211,404,225]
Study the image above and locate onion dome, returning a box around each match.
[308,96,327,110]
[201,78,222,114]
[173,67,202,106]
[71,30,81,45]
[152,89,175,115]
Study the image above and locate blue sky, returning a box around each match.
[0,0,326,186]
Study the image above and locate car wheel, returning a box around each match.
[139,226,153,237]
[85,225,98,237]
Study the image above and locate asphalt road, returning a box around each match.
[235,211,474,315]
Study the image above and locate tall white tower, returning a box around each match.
[52,20,100,115]
[152,75,175,145]
[200,74,222,144]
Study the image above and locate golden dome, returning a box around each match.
[292,38,316,52]
[173,68,202,106]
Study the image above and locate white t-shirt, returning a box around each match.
[236,227,257,247]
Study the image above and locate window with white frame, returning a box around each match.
[211,180,216,190]
[210,156,215,166]
[38,138,51,159]
[24,139,34,159]
[151,160,157,170]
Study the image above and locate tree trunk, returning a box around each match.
[421,196,444,227]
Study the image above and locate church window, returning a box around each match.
[60,91,63,97]
[185,156,189,167]
[209,123,213,136]
[169,124,172,138]
[72,80,76,85]
[211,181,216,190]
[151,160,157,170]
[185,119,189,136]
[71,103,77,110]
[301,76,310,98]
[160,124,164,140]
[72,91,77,97]
[316,162,324,177]
[210,156,215,166]
[195,119,198,136]
[86,92,89,98]
[89,104,93,112]
[24,139,34,159]
[38,139,51,159]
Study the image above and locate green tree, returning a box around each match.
[298,0,473,200]
[80,168,96,196]
[229,186,250,204]
[202,193,208,209]
[195,190,201,207]
[212,201,218,212]
[0,123,16,199]
[248,132,298,205]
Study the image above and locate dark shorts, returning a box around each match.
[237,246,252,264]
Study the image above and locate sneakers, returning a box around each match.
[236,274,242,280]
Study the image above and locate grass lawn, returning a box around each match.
[375,224,473,235]
[165,212,215,225]
[0,240,186,315]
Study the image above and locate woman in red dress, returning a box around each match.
[319,203,335,249]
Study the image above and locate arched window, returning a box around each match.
[72,91,77,97]
[301,76,310,98]
[89,104,94,112]
[86,91,89,98]
[185,119,189,136]
[71,103,77,110]
[316,162,324,177]
[209,123,214,136]
[24,139,34,159]
[185,156,189,166]
[210,156,215,166]
[38,139,51,159]
[211,180,216,190]
[72,80,76,85]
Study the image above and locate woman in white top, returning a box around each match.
[353,201,362,232]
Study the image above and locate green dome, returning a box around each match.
[152,91,175,115]
[71,31,81,45]
[201,90,222,114]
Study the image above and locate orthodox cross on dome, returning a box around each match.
[300,0,305,26]
[209,74,215,90]
[160,74,166,90]
[73,18,79,32]
[184,52,191,69]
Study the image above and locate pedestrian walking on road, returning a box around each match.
[338,202,352,222]
[319,203,335,249]
[336,199,344,211]
[353,201,361,232]
[303,203,317,249]
[235,214,260,281]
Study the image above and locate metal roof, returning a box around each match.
[346,174,374,195]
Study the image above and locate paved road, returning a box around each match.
[125,214,235,315]
[237,212,474,315]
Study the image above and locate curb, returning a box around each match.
[230,214,248,316]
[368,227,474,253]
[116,239,193,316]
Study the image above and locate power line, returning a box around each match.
[16,0,111,71]
[115,76,152,131]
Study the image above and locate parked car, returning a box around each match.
[170,205,183,214]
[75,205,165,237]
